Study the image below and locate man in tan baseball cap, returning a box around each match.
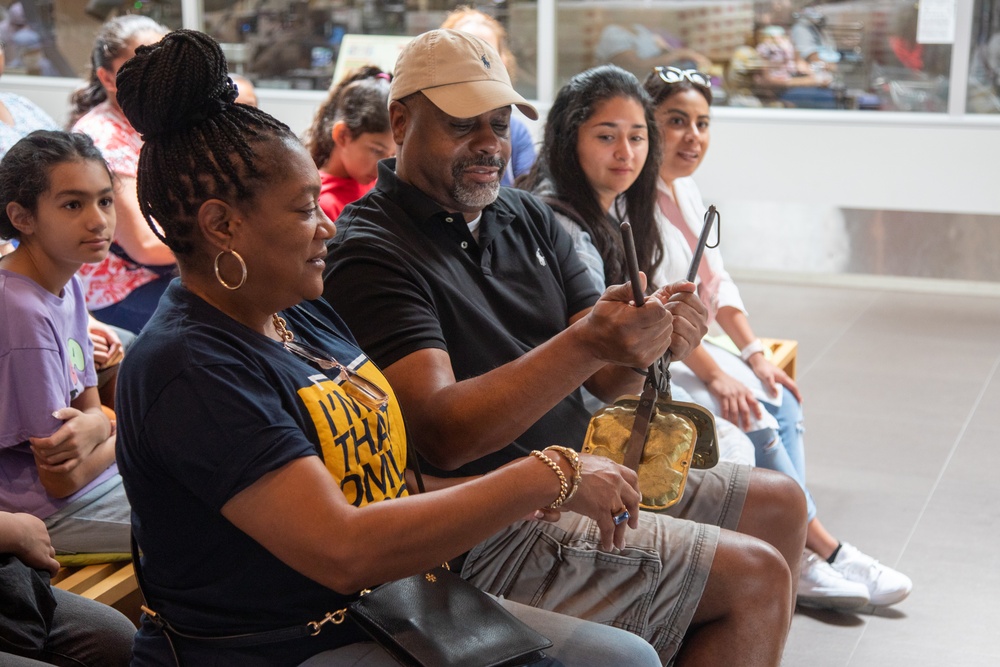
[389,28,538,121]
[325,26,799,665]
[377,28,540,217]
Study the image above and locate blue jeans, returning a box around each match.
[0,587,134,666]
[751,387,817,521]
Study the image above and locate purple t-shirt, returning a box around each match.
[0,270,116,518]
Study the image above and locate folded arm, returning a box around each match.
[31,386,115,499]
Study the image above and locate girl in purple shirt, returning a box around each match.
[0,130,130,553]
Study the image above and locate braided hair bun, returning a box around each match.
[118,29,238,141]
[114,29,292,256]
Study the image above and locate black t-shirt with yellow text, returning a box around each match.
[117,281,407,666]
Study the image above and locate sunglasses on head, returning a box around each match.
[653,66,711,88]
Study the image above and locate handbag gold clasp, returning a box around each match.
[308,609,347,635]
[308,587,375,635]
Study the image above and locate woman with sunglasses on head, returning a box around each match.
[303,66,395,221]
[113,29,663,667]
[643,66,912,610]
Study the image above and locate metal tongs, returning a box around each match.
[619,206,720,475]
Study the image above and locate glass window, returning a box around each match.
[202,1,537,96]
[206,1,360,92]
[0,1,539,98]
[968,0,1000,112]
[505,1,538,100]
[0,1,182,78]
[2,1,979,116]
[565,0,954,112]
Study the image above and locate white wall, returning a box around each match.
[698,108,1000,217]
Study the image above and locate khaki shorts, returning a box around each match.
[660,460,750,530]
[463,462,752,664]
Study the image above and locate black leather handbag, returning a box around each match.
[348,564,551,667]
[343,458,552,667]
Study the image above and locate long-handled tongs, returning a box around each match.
[619,206,721,476]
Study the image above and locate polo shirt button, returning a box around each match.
[460,241,468,249]
[445,216,454,223]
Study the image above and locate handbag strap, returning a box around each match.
[622,378,658,472]
[129,533,343,663]
[407,445,427,495]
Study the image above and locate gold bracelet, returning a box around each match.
[545,446,581,504]
[530,450,569,509]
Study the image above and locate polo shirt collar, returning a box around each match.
[375,158,444,225]
[374,158,516,246]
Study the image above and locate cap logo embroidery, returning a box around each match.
[481,54,491,69]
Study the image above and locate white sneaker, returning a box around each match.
[797,550,870,610]
[829,542,912,607]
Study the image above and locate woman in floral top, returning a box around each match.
[69,15,172,333]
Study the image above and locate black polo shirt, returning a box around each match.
[323,159,601,476]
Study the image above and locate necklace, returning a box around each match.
[272,313,294,342]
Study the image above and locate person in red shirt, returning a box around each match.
[303,66,395,221]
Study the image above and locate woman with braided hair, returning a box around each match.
[303,66,395,221]
[114,29,662,667]
[70,15,171,334]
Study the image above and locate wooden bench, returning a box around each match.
[760,338,798,380]
[53,560,142,626]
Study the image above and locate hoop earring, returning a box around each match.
[214,249,247,290]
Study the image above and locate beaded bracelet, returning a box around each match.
[530,450,569,509]
[545,446,581,504]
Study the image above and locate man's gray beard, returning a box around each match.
[452,179,501,209]
[450,156,506,209]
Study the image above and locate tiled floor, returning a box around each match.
[736,279,1000,666]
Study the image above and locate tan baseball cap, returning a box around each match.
[389,29,538,120]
